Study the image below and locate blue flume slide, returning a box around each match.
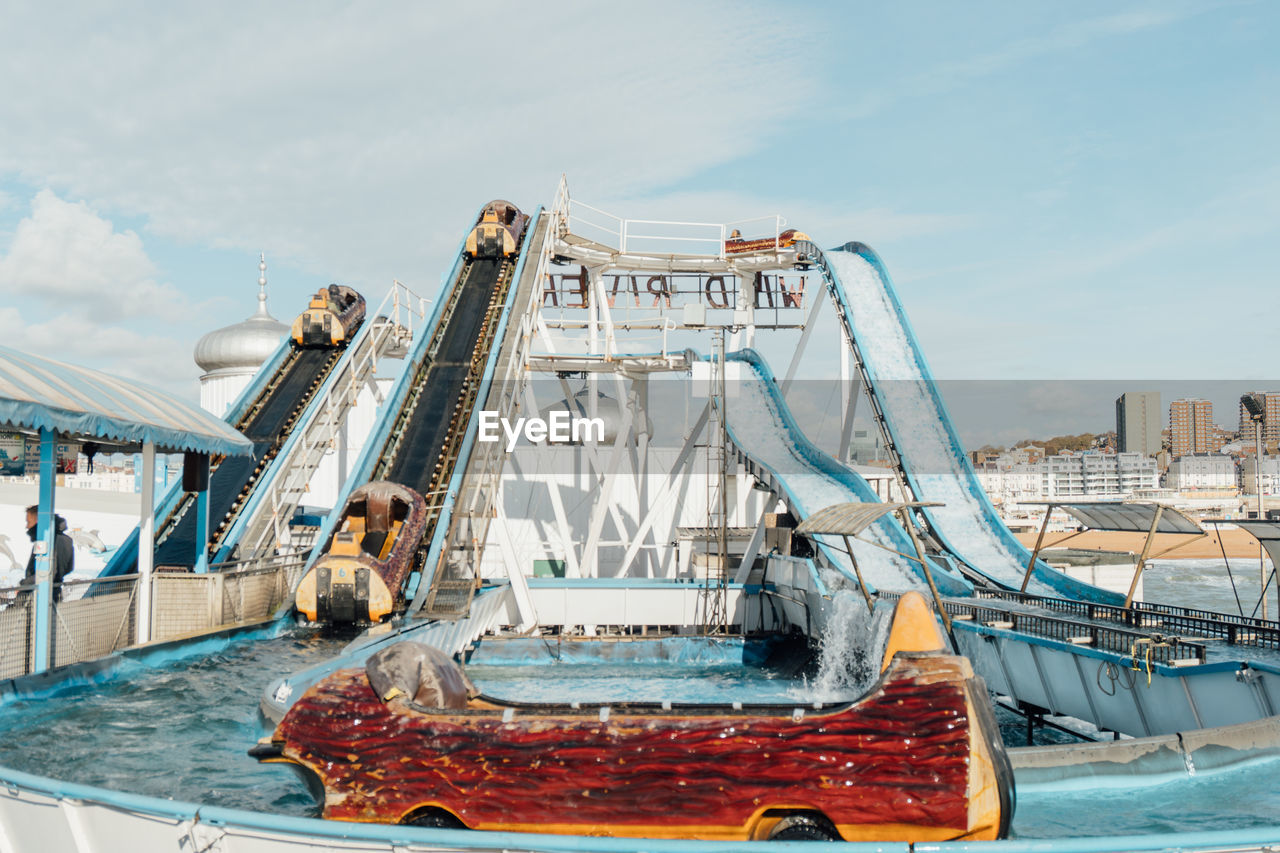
[817,243,1122,605]
[719,349,973,597]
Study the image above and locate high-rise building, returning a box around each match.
[1115,391,1161,455]
[1170,398,1216,456]
[1238,392,1280,445]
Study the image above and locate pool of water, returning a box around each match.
[468,662,809,705]
[1010,755,1280,838]
[0,626,348,816]
[0,625,1277,841]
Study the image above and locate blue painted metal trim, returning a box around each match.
[924,827,1280,852]
[952,618,1246,675]
[3,756,1280,851]
[0,621,282,708]
[413,206,544,599]
[716,348,972,597]
[4,756,910,851]
[819,244,1120,606]
[194,487,210,573]
[31,427,56,673]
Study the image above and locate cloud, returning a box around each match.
[0,306,198,392]
[0,192,198,397]
[841,4,1216,120]
[581,188,975,249]
[0,190,183,318]
[0,2,819,291]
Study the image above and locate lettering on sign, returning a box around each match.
[542,268,806,311]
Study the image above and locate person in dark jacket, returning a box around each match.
[23,505,75,602]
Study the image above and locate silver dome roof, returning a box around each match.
[194,255,289,376]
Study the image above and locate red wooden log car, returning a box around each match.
[256,592,1013,841]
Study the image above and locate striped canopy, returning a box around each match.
[795,501,944,537]
[1026,501,1203,535]
[1206,519,1280,569]
[0,345,253,457]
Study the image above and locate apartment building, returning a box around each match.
[1165,453,1237,491]
[1238,392,1280,445]
[1116,391,1161,455]
[976,449,1158,505]
[1170,398,1217,456]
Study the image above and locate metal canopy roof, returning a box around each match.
[1206,519,1280,568]
[0,345,253,457]
[1026,501,1203,535]
[795,501,943,537]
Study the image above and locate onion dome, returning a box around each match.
[194,254,289,377]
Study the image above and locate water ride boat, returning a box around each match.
[254,591,1014,842]
[294,481,429,624]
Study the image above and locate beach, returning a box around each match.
[1013,526,1267,560]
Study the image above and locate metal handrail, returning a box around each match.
[555,179,785,262]
[230,278,430,560]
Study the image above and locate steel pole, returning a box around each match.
[31,427,57,674]
[1257,419,1267,620]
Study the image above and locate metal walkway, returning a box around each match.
[305,206,543,618]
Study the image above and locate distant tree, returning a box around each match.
[1011,433,1100,457]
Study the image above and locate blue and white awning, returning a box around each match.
[0,345,252,457]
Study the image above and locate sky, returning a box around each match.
[0,1,1276,443]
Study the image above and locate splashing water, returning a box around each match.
[802,591,893,702]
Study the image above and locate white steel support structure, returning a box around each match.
[465,178,819,611]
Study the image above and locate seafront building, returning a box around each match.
[1164,453,1238,492]
[1240,456,1280,495]
[1169,398,1217,456]
[1237,391,1280,446]
[1115,391,1161,455]
[974,449,1158,506]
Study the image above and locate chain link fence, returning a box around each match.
[0,553,308,679]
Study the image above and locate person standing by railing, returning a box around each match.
[23,505,74,602]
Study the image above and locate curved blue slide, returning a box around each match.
[817,242,1122,605]
[720,349,972,597]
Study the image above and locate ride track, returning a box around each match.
[716,349,973,597]
[302,207,534,619]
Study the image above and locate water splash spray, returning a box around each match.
[803,590,893,702]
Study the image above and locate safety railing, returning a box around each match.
[227,279,430,563]
[970,587,1280,650]
[621,218,726,259]
[0,555,307,680]
[879,590,1207,664]
[551,175,786,261]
